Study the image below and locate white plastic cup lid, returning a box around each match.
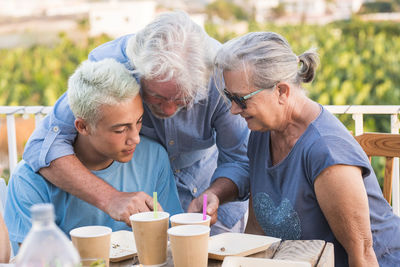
[129,211,170,222]
[168,225,210,237]
[170,213,211,224]
[70,225,112,238]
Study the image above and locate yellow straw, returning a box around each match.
[153,192,158,218]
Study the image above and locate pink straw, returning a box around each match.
[203,194,207,220]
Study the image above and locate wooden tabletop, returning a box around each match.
[111,239,334,267]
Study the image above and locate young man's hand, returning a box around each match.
[105,191,163,226]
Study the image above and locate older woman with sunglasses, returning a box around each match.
[198,32,400,267]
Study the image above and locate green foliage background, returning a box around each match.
[0,33,111,106]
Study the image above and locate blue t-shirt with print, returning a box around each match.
[248,106,400,267]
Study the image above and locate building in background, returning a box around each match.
[0,0,392,37]
[250,0,280,23]
[250,0,366,24]
[0,0,207,40]
[0,0,88,17]
[89,0,157,37]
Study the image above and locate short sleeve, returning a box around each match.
[306,135,372,185]
[4,163,51,243]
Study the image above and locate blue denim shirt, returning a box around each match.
[23,34,250,228]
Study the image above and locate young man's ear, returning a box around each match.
[75,118,91,136]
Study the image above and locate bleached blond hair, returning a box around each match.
[68,58,140,127]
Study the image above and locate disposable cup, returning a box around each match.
[168,225,210,267]
[170,212,211,227]
[130,211,169,266]
[70,225,112,267]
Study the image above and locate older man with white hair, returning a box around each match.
[22,11,250,235]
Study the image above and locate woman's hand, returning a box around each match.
[187,177,240,225]
[187,191,220,225]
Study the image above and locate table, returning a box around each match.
[111,239,334,267]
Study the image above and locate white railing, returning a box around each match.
[0,106,53,173]
[1,105,400,214]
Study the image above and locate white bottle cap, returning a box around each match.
[30,203,55,222]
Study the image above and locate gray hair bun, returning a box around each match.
[298,48,319,83]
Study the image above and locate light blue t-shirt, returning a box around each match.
[249,106,400,267]
[5,136,183,244]
[22,34,250,228]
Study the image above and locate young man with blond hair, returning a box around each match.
[5,59,182,247]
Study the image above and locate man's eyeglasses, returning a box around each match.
[223,83,277,109]
[143,89,189,107]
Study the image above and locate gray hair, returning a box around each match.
[126,10,216,102]
[68,58,140,127]
[214,32,319,92]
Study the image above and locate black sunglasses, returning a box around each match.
[223,88,264,109]
[223,83,278,109]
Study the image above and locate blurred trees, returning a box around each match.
[270,3,287,19]
[358,0,400,14]
[206,0,250,21]
[0,33,111,106]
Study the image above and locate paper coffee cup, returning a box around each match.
[168,225,210,267]
[130,211,169,266]
[170,213,211,227]
[70,225,112,267]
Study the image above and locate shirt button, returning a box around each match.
[168,140,175,146]
[192,187,197,194]
[53,126,59,132]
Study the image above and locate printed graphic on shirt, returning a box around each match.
[253,192,301,240]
